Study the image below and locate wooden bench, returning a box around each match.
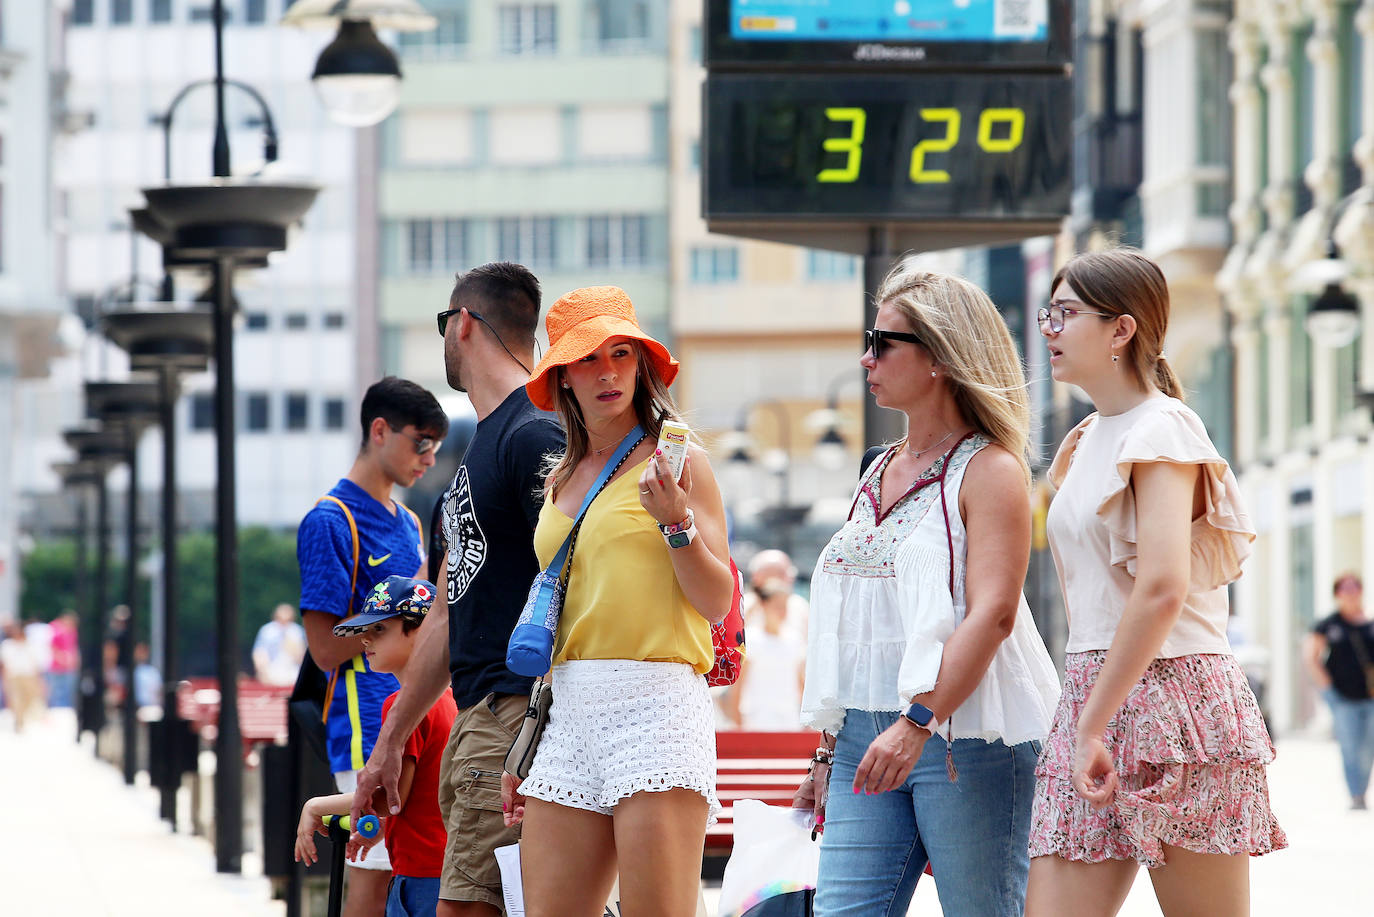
[174,676,291,760]
[706,730,821,872]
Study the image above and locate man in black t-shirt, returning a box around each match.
[353,263,563,916]
[1304,572,1374,809]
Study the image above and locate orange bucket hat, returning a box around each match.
[526,286,679,410]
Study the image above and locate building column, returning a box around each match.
[1228,18,1264,240]
[1263,307,1291,456]
[1231,317,1262,465]
[1304,0,1343,209]
[1259,7,1298,231]
[1355,1,1374,185]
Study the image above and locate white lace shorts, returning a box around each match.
[520,659,721,822]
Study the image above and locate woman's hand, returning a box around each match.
[501,772,527,827]
[793,762,830,835]
[1071,733,1118,809]
[638,449,691,527]
[853,719,928,795]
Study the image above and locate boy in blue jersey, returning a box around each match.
[297,375,448,917]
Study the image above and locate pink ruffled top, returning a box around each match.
[1046,395,1255,656]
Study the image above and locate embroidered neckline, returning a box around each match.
[864,441,956,526]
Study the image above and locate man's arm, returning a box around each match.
[352,563,452,820]
[301,609,367,671]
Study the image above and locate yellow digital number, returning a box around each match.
[816,107,867,183]
[909,108,961,184]
[977,108,1025,153]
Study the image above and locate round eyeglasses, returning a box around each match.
[1036,301,1116,334]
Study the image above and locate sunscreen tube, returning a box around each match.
[656,420,691,483]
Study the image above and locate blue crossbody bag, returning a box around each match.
[506,426,645,677]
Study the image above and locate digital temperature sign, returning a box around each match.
[703,72,1071,225]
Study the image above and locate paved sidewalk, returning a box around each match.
[2,709,1365,916]
[0,710,285,917]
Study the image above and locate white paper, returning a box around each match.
[494,843,525,917]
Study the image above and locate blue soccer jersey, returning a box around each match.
[297,479,425,773]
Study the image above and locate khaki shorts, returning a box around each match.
[437,692,526,907]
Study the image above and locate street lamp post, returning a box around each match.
[104,308,213,829]
[87,381,161,786]
[132,0,318,872]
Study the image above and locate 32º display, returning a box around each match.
[704,72,1072,223]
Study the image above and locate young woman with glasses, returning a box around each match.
[795,267,1060,916]
[1026,248,1286,917]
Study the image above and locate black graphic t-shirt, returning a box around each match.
[1314,611,1374,700]
[442,388,564,708]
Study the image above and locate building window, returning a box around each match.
[399,0,468,57]
[323,398,346,431]
[244,0,268,24]
[497,216,557,267]
[151,0,173,23]
[586,215,647,268]
[112,0,134,24]
[190,393,215,431]
[245,393,270,432]
[584,0,650,51]
[244,311,269,330]
[1195,27,1230,169]
[689,246,738,284]
[323,312,345,329]
[284,393,309,431]
[284,312,309,330]
[499,4,557,55]
[403,218,467,274]
[72,0,95,25]
[806,250,858,281]
[190,6,223,23]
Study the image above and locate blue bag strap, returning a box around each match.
[545,425,644,577]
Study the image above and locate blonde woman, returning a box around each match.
[1026,249,1285,917]
[794,267,1060,916]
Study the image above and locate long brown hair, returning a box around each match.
[877,266,1033,488]
[1051,248,1183,400]
[545,343,681,496]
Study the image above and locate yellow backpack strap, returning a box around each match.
[314,495,361,725]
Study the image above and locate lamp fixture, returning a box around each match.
[1306,279,1362,350]
[282,0,437,128]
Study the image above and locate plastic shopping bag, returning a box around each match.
[716,800,820,917]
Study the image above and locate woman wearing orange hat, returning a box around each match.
[501,286,735,917]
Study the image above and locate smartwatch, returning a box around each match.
[664,524,697,549]
[902,702,937,732]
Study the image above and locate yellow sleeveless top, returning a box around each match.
[534,457,713,673]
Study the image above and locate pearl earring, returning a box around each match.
[561,381,570,388]
[931,370,937,378]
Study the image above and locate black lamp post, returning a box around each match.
[131,0,318,873]
[86,380,161,786]
[63,425,130,756]
[52,458,106,742]
[103,308,213,829]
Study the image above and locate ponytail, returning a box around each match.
[1153,355,1184,401]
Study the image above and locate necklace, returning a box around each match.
[589,427,633,455]
[904,429,957,459]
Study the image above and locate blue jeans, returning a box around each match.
[1325,688,1374,800]
[386,874,440,917]
[815,710,1040,917]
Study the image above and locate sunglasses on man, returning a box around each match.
[435,307,532,374]
[389,424,442,456]
[864,328,924,360]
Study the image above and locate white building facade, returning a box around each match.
[37,0,363,535]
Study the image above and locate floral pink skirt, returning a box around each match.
[1028,651,1287,868]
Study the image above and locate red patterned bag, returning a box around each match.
[706,558,747,687]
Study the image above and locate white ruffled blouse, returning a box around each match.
[1046,395,1255,656]
[801,435,1061,743]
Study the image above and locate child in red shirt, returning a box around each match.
[295,575,457,916]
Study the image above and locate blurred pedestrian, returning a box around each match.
[352,262,562,917]
[1304,572,1374,809]
[725,577,805,730]
[796,267,1061,917]
[47,611,80,709]
[502,285,734,917]
[742,548,808,640]
[132,642,162,713]
[1025,249,1286,917]
[297,376,448,917]
[2,621,46,731]
[252,603,307,686]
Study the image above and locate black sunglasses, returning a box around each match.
[864,328,924,360]
[435,307,531,374]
